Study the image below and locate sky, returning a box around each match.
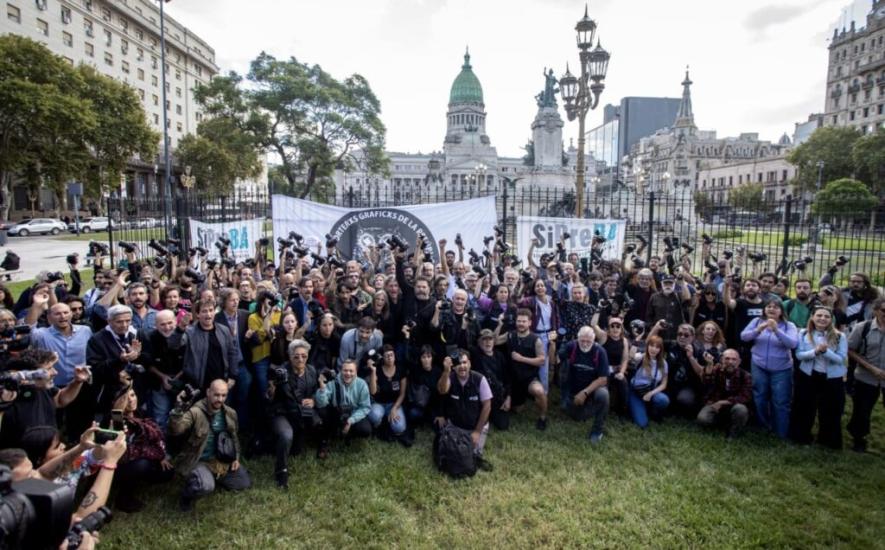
[166,0,875,158]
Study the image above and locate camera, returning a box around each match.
[320,367,337,383]
[405,319,417,330]
[836,255,850,266]
[243,258,256,269]
[502,308,517,328]
[520,270,534,285]
[472,265,487,278]
[288,232,304,244]
[217,235,231,247]
[659,320,671,330]
[310,252,326,266]
[483,236,494,247]
[561,231,571,241]
[325,233,338,248]
[455,234,463,248]
[118,241,136,254]
[681,243,694,254]
[148,239,169,257]
[592,230,606,244]
[0,464,78,549]
[184,267,205,284]
[87,241,110,256]
[327,256,345,269]
[46,271,65,284]
[636,234,648,246]
[496,241,511,253]
[438,300,452,311]
[269,364,288,385]
[151,256,167,270]
[277,237,294,248]
[222,257,236,269]
[387,235,408,251]
[205,258,218,270]
[624,243,637,254]
[65,506,113,549]
[307,300,325,319]
[722,249,734,260]
[630,319,646,334]
[748,252,767,263]
[258,237,270,247]
[493,225,503,237]
[66,253,79,266]
[468,249,481,264]
[702,233,713,245]
[292,245,309,257]
[215,241,229,256]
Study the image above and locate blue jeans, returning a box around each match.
[368,402,407,434]
[537,331,550,393]
[150,390,173,431]
[252,358,270,402]
[628,390,670,428]
[227,362,252,431]
[752,364,792,439]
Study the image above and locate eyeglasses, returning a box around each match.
[704,291,717,296]
[677,332,693,337]
[609,323,622,328]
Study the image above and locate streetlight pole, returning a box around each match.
[815,159,825,232]
[559,5,611,219]
[158,0,173,240]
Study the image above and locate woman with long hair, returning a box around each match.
[692,284,726,332]
[628,335,669,428]
[307,313,341,373]
[246,290,282,401]
[817,285,849,330]
[366,345,408,441]
[365,290,398,343]
[695,321,726,357]
[519,278,560,394]
[740,298,799,439]
[790,306,848,449]
[270,311,307,367]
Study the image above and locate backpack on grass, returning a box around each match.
[433,423,476,478]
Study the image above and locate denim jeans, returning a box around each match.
[752,364,792,439]
[252,358,270,402]
[537,331,550,393]
[628,390,670,428]
[150,389,173,431]
[227,362,252,432]
[368,402,407,434]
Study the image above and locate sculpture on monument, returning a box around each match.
[535,68,559,108]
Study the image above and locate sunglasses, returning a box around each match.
[704,291,717,296]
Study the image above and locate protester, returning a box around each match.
[696,349,752,438]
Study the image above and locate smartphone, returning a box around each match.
[93,429,121,445]
[110,409,125,431]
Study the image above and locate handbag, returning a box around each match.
[200,407,237,464]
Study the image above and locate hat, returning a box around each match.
[479,329,495,340]
[661,274,675,283]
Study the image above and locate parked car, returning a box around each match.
[68,217,110,233]
[7,218,67,236]
[135,217,160,229]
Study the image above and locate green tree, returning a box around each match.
[195,53,389,199]
[812,178,878,226]
[176,117,262,193]
[693,191,715,221]
[0,35,95,220]
[787,126,860,193]
[728,182,772,214]
[852,128,885,195]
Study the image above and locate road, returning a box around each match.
[1,235,92,281]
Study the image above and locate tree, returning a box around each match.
[0,35,95,220]
[693,191,715,221]
[812,178,878,226]
[176,117,262,193]
[852,128,885,196]
[194,53,389,199]
[728,182,772,214]
[787,126,860,193]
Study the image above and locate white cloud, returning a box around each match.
[166,0,873,156]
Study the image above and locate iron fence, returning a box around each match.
[100,184,885,286]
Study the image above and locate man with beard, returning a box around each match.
[64,296,88,326]
[431,289,479,353]
[395,250,436,346]
[843,272,880,326]
[783,278,814,328]
[470,330,511,430]
[647,274,690,342]
[725,278,764,370]
[124,283,157,331]
[147,309,187,430]
[624,268,655,325]
[559,326,609,444]
[494,309,548,430]
[696,348,752,438]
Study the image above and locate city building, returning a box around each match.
[823,0,885,134]
[793,113,824,145]
[1,0,221,213]
[334,50,585,206]
[585,96,681,188]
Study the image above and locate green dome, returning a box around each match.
[449,50,484,105]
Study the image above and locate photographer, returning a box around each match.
[405,344,441,429]
[471,330,511,431]
[214,288,252,432]
[696,349,752,438]
[86,305,148,418]
[647,274,690,342]
[307,313,341,373]
[783,278,815,329]
[0,350,90,448]
[518,278,560,395]
[267,340,320,487]
[314,359,372,455]
[558,327,609,444]
[366,345,409,443]
[181,300,239,392]
[431,289,479,354]
[435,350,493,471]
[169,379,251,512]
[146,310,187,430]
[337,317,383,372]
[496,308,548,431]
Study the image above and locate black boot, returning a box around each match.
[275,469,289,490]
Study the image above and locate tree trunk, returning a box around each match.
[870,209,877,231]
[299,164,317,199]
[0,171,10,222]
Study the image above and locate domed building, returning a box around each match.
[335,49,582,206]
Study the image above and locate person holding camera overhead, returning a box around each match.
[170,379,251,512]
[740,298,799,439]
[246,290,282,404]
[314,358,373,456]
[267,339,321,488]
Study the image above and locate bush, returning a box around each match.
[785,236,807,246]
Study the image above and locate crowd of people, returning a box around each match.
[0,227,882,539]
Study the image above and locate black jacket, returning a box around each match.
[215,309,250,365]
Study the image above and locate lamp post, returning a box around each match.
[559,5,610,218]
[158,0,173,241]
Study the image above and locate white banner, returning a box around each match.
[516,216,626,264]
[188,217,265,262]
[271,195,498,264]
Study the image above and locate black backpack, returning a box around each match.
[1,251,19,270]
[433,423,476,478]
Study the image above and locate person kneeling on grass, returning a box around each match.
[435,350,493,471]
[696,349,752,438]
[558,326,609,444]
[169,379,251,512]
[628,335,669,428]
[314,359,372,456]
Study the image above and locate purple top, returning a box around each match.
[740,318,799,371]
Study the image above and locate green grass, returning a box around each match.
[823,236,885,253]
[4,269,94,296]
[716,230,807,247]
[99,397,885,549]
[60,228,167,242]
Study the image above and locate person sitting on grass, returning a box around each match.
[314,359,373,457]
[435,350,493,472]
[628,335,669,428]
[494,308,548,431]
[558,326,609,444]
[696,349,752,438]
[169,379,251,512]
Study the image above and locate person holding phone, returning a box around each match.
[246,290,282,403]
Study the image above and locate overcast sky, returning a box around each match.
[167,0,873,158]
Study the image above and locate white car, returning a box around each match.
[68,217,110,233]
[7,218,67,236]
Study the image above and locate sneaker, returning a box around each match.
[275,469,289,490]
[178,495,194,513]
[589,432,604,445]
[852,438,868,453]
[535,417,548,431]
[475,456,494,472]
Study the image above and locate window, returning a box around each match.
[121,39,129,55]
[85,42,94,57]
[61,5,71,23]
[84,18,93,36]
[35,0,47,10]
[136,47,143,61]
[151,75,157,86]
[137,68,144,80]
[104,52,113,66]
[195,65,202,76]
[151,56,158,69]
[137,89,144,100]
[196,112,203,122]
[175,104,182,115]
[104,29,112,46]
[100,7,110,21]
[135,28,143,40]
[150,37,157,49]
[153,113,159,125]
[121,60,129,73]
[84,0,92,11]
[62,31,72,47]
[175,87,181,98]
[175,70,181,81]
[864,107,869,117]
[165,100,170,110]
[176,122,182,132]
[850,111,856,121]
[120,19,127,34]
[879,104,884,115]
[7,4,20,23]
[63,56,74,65]
[37,18,49,35]
[152,94,158,106]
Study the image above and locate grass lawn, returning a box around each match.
[99,398,885,549]
[4,269,94,296]
[60,228,167,242]
[823,235,885,253]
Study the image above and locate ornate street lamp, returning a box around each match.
[560,5,610,218]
